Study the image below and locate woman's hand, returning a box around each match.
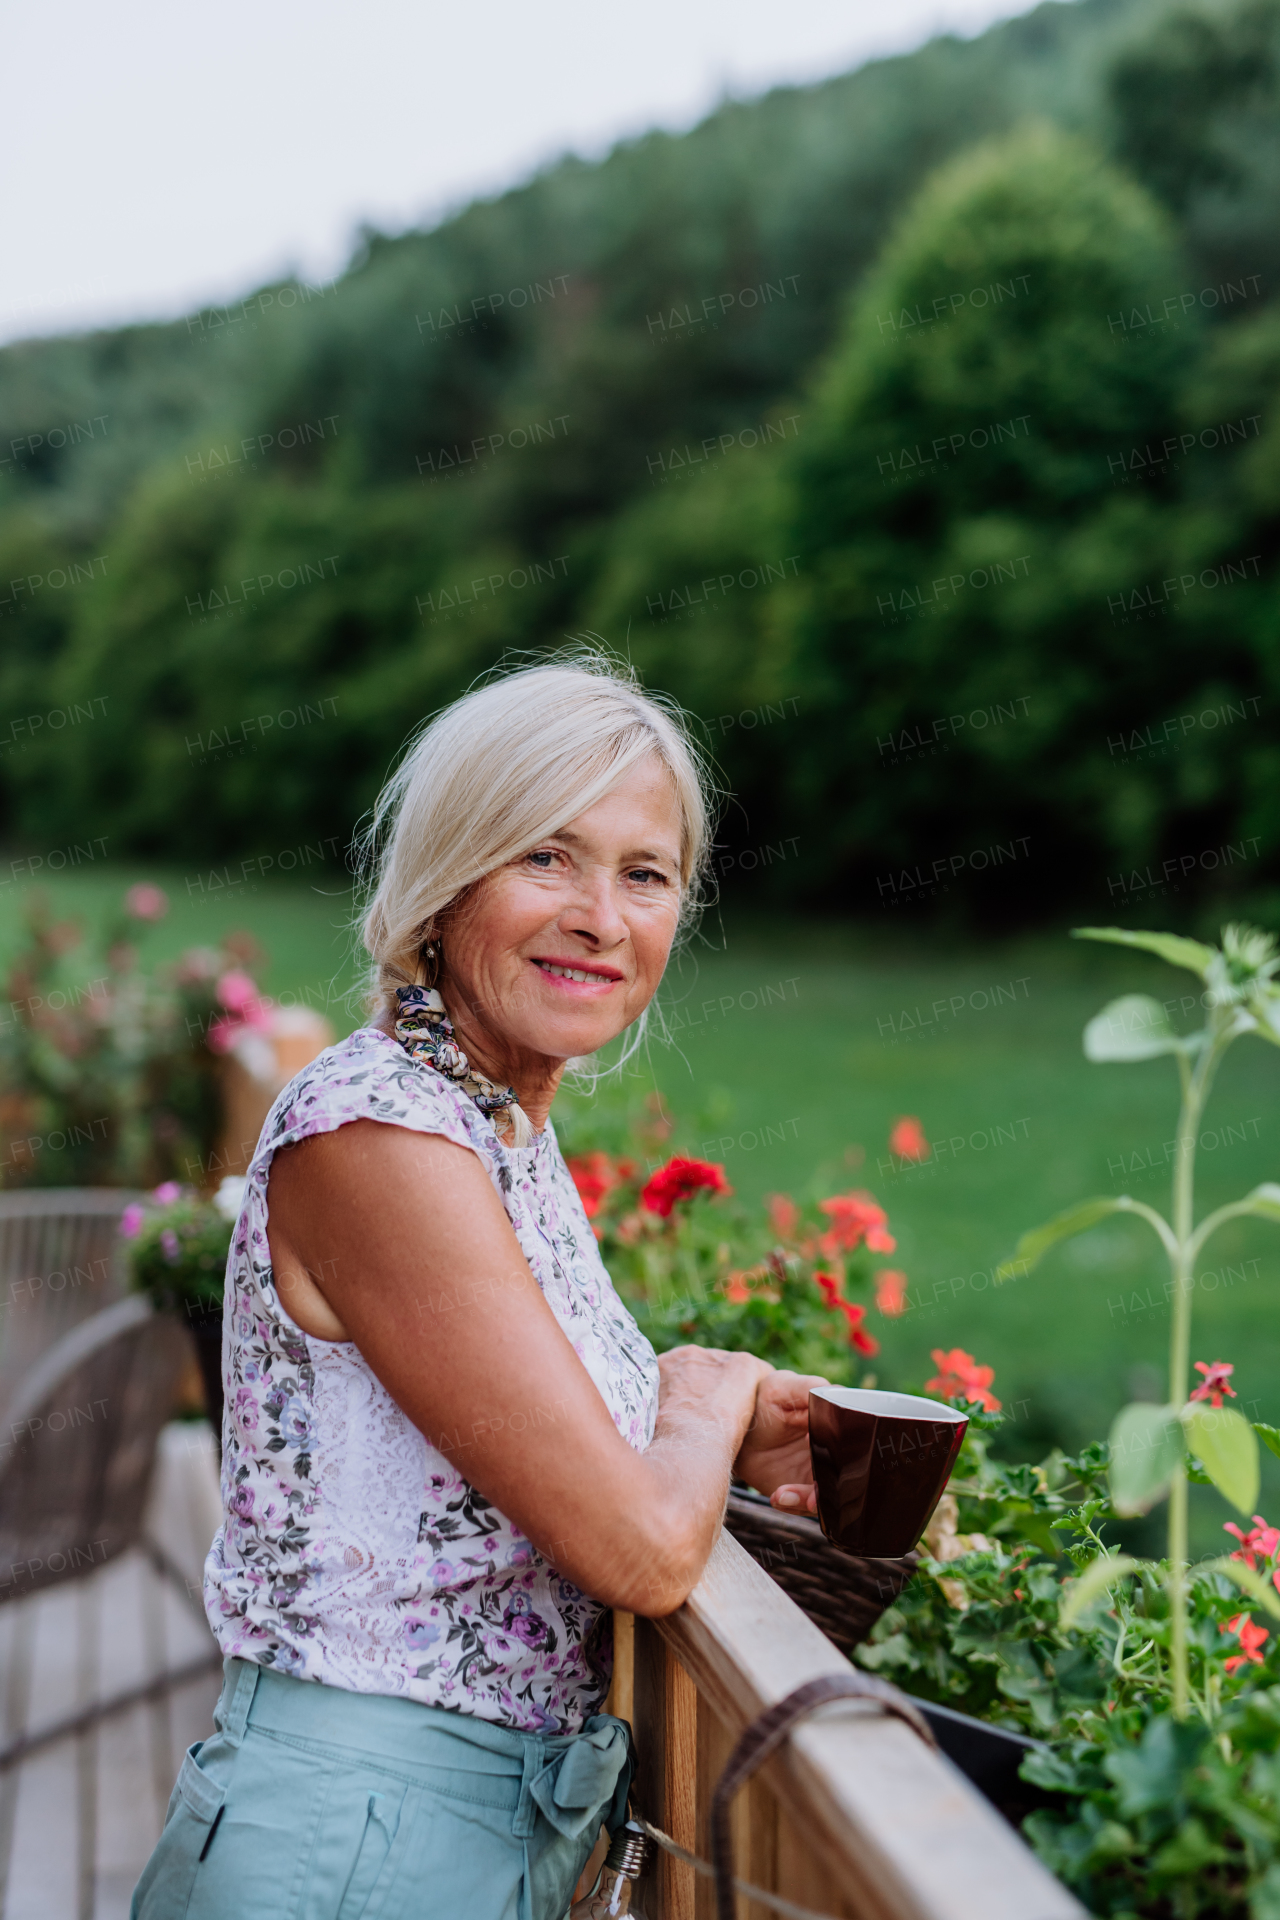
[733,1369,829,1516]
[655,1344,772,1427]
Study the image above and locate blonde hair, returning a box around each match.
[357,651,713,1040]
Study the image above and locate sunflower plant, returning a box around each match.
[995,925,1280,1719]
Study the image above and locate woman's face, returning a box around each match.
[441,755,685,1068]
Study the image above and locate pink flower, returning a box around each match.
[119,1203,146,1239]
[216,970,263,1013]
[875,1269,908,1316]
[160,1229,181,1264]
[639,1158,732,1218]
[152,1181,181,1204]
[124,883,168,921]
[924,1347,1001,1413]
[207,1016,238,1054]
[1190,1360,1238,1408]
[1221,1612,1269,1674]
[889,1116,930,1163]
[206,971,272,1053]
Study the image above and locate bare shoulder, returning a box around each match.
[266,1119,512,1342]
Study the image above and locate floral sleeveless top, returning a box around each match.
[203,1026,660,1734]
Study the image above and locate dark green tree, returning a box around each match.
[780,124,1268,920]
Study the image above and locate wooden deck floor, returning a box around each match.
[0,1423,224,1920]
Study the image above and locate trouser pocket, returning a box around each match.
[132,1744,228,1920]
[335,1790,404,1920]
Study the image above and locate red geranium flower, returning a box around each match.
[874,1269,908,1316]
[812,1269,879,1355]
[639,1157,732,1218]
[1221,1612,1269,1674]
[767,1193,799,1239]
[839,1300,880,1357]
[924,1347,1001,1413]
[888,1116,930,1163]
[1190,1360,1237,1408]
[817,1191,896,1259]
[813,1269,843,1309]
[1224,1515,1280,1580]
[568,1152,619,1219]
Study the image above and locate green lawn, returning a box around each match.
[6,867,1277,1553]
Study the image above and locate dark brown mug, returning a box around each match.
[808,1386,968,1558]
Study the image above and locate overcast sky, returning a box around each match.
[4,0,1035,345]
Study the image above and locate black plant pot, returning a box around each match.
[914,1699,1058,1827]
[185,1304,225,1457]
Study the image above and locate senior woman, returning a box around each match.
[133,658,824,1920]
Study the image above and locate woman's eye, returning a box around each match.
[526,850,557,869]
[628,867,668,885]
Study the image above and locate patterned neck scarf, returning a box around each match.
[393,985,519,1132]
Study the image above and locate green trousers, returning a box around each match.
[131,1659,633,1920]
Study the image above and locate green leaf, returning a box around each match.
[995,1196,1130,1281]
[1109,1402,1185,1516]
[1083,993,1187,1061]
[1072,926,1216,978]
[1255,1422,1280,1463]
[1243,1182,1280,1224]
[1016,1513,1069,1557]
[1060,1551,1145,1628]
[1182,1404,1260,1514]
[1150,1817,1226,1877]
[1019,1746,1087,1794]
[1247,996,1280,1049]
[1104,1714,1207,1818]
[1198,1556,1280,1624]
[1248,1861,1280,1920]
[1049,1645,1109,1703]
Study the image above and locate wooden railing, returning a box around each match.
[600,1529,1084,1920]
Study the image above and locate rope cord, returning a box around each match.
[634,1670,935,1920]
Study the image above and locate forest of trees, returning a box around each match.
[2,0,1279,926]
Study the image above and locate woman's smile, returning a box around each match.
[529,956,625,992]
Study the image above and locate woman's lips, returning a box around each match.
[530,957,623,993]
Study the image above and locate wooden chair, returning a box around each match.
[0,1189,142,1432]
[0,1297,223,1905]
[0,1295,193,1607]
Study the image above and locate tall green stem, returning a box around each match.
[1165,1027,1225,1718]
[1168,1462,1189,1718]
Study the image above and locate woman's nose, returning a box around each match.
[559,871,628,947]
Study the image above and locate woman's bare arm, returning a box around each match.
[265,1120,771,1615]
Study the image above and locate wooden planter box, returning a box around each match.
[603,1529,1083,1920]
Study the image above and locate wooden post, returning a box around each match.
[573,1612,637,1906]
[632,1614,698,1920]
[607,1608,635,1727]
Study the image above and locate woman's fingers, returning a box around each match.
[770,1483,818,1514]
[748,1369,830,1436]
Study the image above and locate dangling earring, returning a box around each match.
[422,939,442,990]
